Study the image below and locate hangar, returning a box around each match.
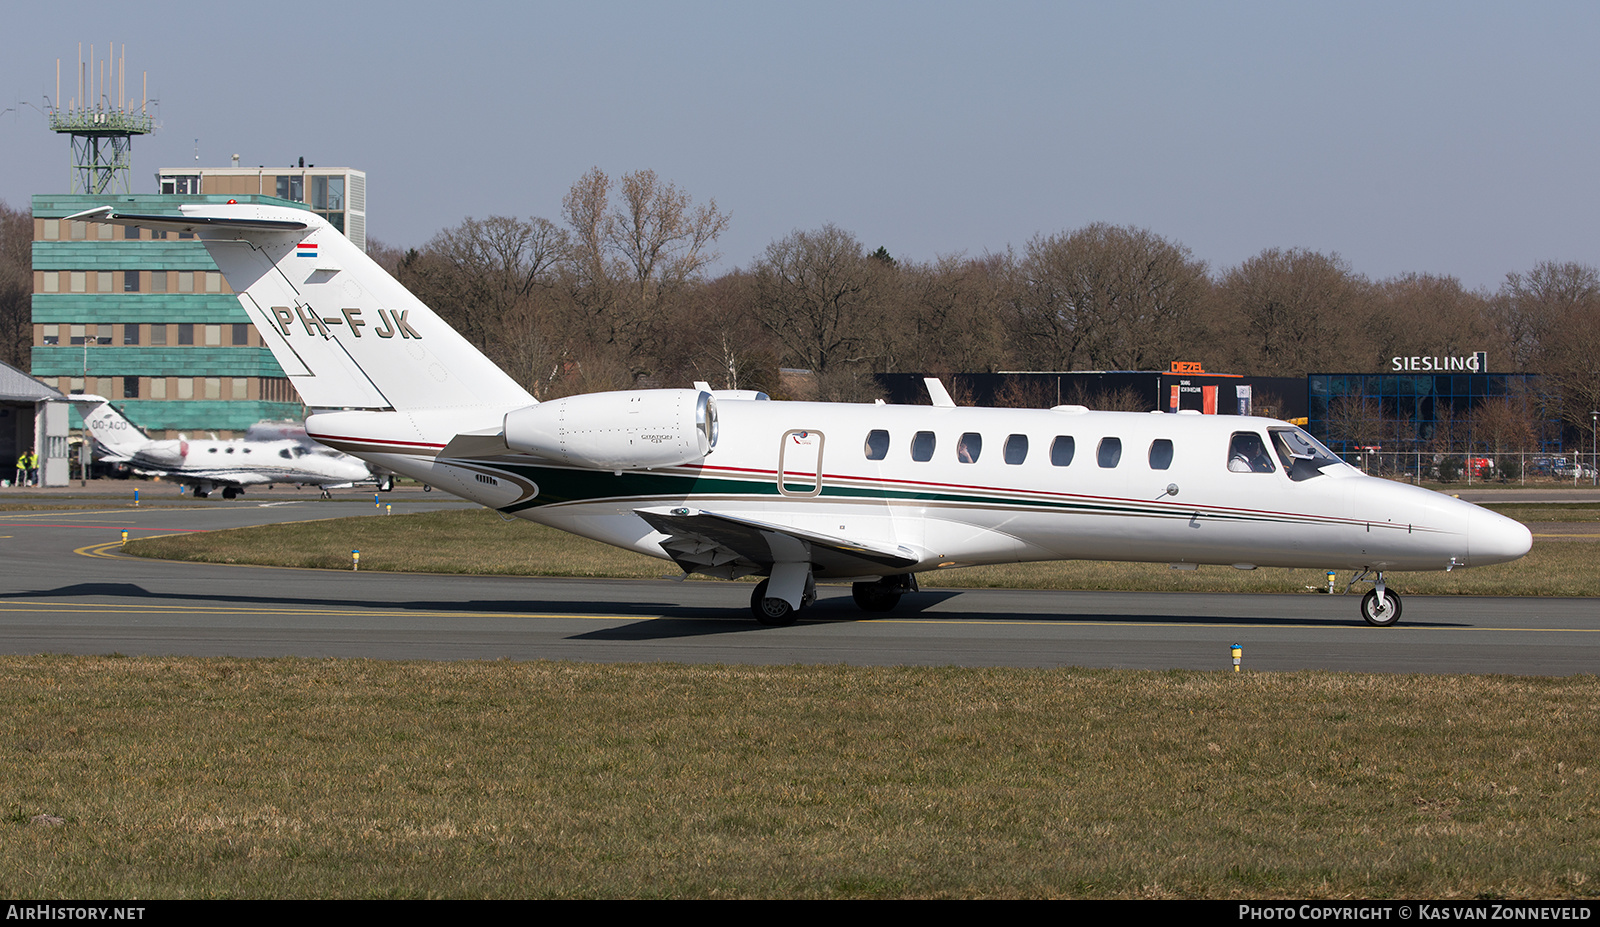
[0,359,70,486]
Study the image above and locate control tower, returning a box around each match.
[48,44,153,194]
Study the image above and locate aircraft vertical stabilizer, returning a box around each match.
[64,205,535,414]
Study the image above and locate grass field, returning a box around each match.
[3,655,1596,899]
[124,504,1600,597]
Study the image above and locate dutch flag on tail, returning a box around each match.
[297,241,317,258]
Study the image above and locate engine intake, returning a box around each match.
[503,389,716,470]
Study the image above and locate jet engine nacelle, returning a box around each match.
[503,389,717,470]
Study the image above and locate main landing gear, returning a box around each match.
[750,571,919,625]
[750,577,813,626]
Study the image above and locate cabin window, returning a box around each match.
[957,433,982,464]
[1228,432,1276,473]
[1050,436,1075,466]
[864,429,890,461]
[911,431,936,462]
[1097,437,1122,468]
[1149,439,1174,470]
[1004,434,1028,465]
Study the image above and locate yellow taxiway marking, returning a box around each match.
[3,598,1595,633]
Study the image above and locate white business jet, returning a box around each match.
[79,398,376,499]
[66,204,1532,625]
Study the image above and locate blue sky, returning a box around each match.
[2,1,1597,290]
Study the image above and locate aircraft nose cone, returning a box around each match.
[1468,507,1532,566]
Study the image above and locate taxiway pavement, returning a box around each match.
[0,491,1595,674]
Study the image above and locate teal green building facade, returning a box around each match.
[31,193,307,436]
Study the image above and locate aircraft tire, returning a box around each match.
[751,580,798,626]
[1360,588,1402,627]
[851,582,901,612]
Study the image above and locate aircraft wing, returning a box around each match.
[635,506,920,580]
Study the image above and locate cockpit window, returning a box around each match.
[1228,432,1276,473]
[1269,426,1343,482]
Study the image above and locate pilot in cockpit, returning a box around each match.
[1228,433,1275,473]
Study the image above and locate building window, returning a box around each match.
[123,225,140,240]
[205,378,221,400]
[96,325,112,345]
[276,175,304,202]
[70,272,85,293]
[69,324,86,345]
[151,378,167,399]
[150,324,167,346]
[160,174,201,194]
[123,377,140,399]
[205,325,222,346]
[42,273,59,293]
[123,324,140,345]
[176,378,194,399]
[205,272,222,294]
[123,271,140,292]
[43,220,59,240]
[232,324,250,346]
[42,325,59,346]
[231,378,248,400]
[149,271,166,293]
[178,272,194,293]
[96,272,113,293]
[177,324,194,345]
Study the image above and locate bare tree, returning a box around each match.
[560,167,728,364]
[1215,248,1371,377]
[398,215,568,395]
[750,224,880,401]
[1489,261,1600,371]
[1010,223,1208,373]
[0,201,30,370]
[1372,273,1499,369]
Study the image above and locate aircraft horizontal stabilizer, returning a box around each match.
[635,506,920,580]
[63,206,308,234]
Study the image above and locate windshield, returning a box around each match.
[1269,426,1344,482]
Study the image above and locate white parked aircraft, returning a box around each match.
[67,204,1532,625]
[79,398,377,499]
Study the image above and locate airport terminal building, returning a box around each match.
[30,165,366,437]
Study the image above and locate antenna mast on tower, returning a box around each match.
[47,43,154,194]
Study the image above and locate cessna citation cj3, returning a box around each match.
[68,204,1532,626]
[80,398,376,498]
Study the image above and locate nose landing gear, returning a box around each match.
[1347,569,1402,627]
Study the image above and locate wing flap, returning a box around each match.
[636,506,920,579]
